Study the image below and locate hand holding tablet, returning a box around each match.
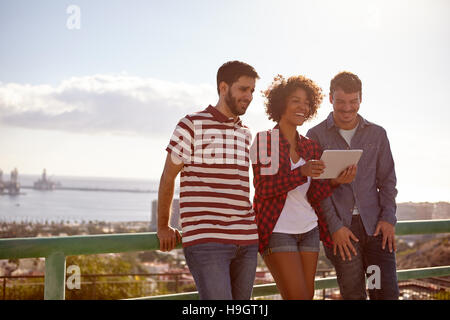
[300,159,326,178]
[312,150,363,180]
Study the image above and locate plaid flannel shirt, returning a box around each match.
[252,125,335,254]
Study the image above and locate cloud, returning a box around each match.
[0,74,217,136]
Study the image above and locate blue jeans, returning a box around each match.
[183,242,258,300]
[324,215,399,300]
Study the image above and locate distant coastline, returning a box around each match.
[15,174,165,194]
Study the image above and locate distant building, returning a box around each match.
[0,168,20,195]
[149,198,181,232]
[33,169,60,190]
[397,203,433,221]
[0,169,4,193]
[397,202,450,221]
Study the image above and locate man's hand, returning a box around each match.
[331,165,357,186]
[157,226,182,252]
[374,220,396,253]
[331,226,359,261]
[300,160,325,177]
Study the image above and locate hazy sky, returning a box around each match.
[1,0,449,202]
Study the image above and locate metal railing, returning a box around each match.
[0,219,449,300]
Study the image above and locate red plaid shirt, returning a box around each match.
[251,125,335,254]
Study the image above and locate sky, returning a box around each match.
[0,0,449,202]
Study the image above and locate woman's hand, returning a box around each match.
[300,160,325,177]
[331,165,357,186]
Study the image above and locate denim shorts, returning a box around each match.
[262,226,320,257]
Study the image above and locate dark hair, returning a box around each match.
[330,71,362,99]
[216,61,259,94]
[263,74,324,123]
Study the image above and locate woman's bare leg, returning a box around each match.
[299,251,319,299]
[264,252,312,300]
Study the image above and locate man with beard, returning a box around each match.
[157,61,260,299]
[306,71,399,299]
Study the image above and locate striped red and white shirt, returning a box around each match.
[166,105,258,248]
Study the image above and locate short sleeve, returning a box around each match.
[166,116,194,165]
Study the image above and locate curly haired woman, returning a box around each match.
[252,75,356,299]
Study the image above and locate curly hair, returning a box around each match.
[263,74,324,123]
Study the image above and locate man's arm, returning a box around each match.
[376,129,398,226]
[157,152,183,252]
[374,129,398,252]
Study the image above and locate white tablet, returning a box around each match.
[312,149,363,179]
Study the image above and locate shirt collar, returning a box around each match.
[206,105,243,126]
[326,112,373,130]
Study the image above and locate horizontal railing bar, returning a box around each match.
[1,219,448,260]
[0,232,171,259]
[0,272,193,279]
[395,219,450,235]
[0,269,333,280]
[132,266,450,300]
[129,291,198,300]
[397,266,450,281]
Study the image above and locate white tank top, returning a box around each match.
[273,157,318,234]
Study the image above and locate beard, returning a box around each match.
[225,90,249,117]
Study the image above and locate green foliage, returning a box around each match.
[65,254,139,300]
[432,290,450,300]
[3,278,44,300]
[4,254,162,300]
[66,254,132,276]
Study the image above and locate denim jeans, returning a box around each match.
[324,215,399,300]
[262,226,320,257]
[183,242,258,300]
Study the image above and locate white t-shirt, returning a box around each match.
[339,125,358,147]
[273,158,318,234]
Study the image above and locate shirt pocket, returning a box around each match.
[359,142,379,169]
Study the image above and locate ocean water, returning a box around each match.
[0,175,164,223]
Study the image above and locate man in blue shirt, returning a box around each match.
[306,71,399,300]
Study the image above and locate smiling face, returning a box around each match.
[279,88,310,128]
[222,75,256,117]
[330,88,361,130]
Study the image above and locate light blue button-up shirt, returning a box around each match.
[306,112,398,236]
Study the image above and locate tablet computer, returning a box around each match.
[312,149,363,179]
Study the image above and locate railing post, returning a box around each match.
[44,252,66,300]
